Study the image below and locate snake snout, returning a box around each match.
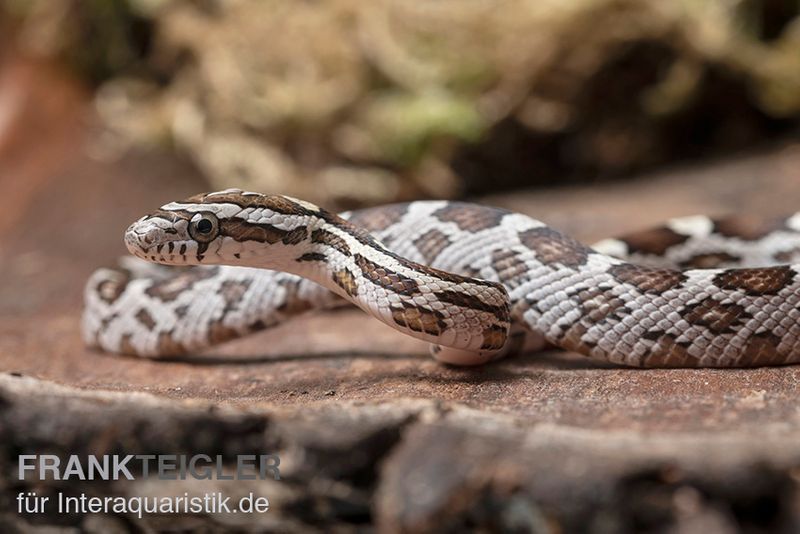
[124,222,164,254]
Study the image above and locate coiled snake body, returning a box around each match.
[83,189,800,367]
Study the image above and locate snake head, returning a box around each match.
[124,189,322,266]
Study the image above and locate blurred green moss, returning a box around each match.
[3,0,800,205]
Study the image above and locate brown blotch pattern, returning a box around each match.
[275,279,318,315]
[354,254,420,296]
[491,249,528,289]
[296,252,327,263]
[414,229,452,264]
[190,193,315,217]
[480,324,507,350]
[680,298,749,334]
[207,321,240,344]
[118,334,137,355]
[574,285,629,323]
[679,252,741,269]
[412,261,499,288]
[557,320,594,355]
[220,219,287,244]
[433,204,506,233]
[609,264,688,294]
[347,204,409,233]
[311,228,351,256]
[712,266,796,296]
[713,215,787,241]
[739,332,785,366]
[281,226,309,245]
[519,227,590,268]
[135,308,157,330]
[145,267,220,302]
[96,270,131,304]
[435,289,509,322]
[331,269,359,297]
[618,227,690,256]
[774,247,800,263]
[220,279,251,310]
[156,332,187,355]
[642,333,700,367]
[391,303,447,336]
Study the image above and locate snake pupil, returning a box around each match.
[197,219,213,233]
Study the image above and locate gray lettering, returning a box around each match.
[158,455,177,479]
[63,455,86,480]
[18,455,36,480]
[88,455,109,480]
[113,455,134,480]
[260,454,281,480]
[189,454,212,479]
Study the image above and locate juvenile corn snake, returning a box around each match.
[83,189,800,367]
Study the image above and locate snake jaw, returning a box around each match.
[124,217,196,264]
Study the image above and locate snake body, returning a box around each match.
[83,189,800,367]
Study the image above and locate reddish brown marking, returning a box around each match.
[411,261,500,289]
[208,321,240,344]
[491,249,528,289]
[281,226,309,245]
[354,254,419,296]
[519,227,590,268]
[274,279,317,315]
[503,330,528,356]
[275,287,317,314]
[679,252,741,269]
[608,264,687,294]
[118,334,137,355]
[616,227,689,256]
[774,247,800,263]
[480,324,507,350]
[188,193,316,217]
[311,228,351,256]
[433,204,506,233]
[434,290,509,322]
[331,269,359,297]
[575,286,628,322]
[391,304,447,336]
[712,266,796,296]
[414,229,451,264]
[740,332,785,366]
[96,270,131,304]
[713,215,787,241]
[219,280,251,312]
[219,219,295,244]
[135,308,157,331]
[680,298,749,334]
[347,204,409,232]
[145,267,220,302]
[557,320,594,355]
[156,332,187,355]
[296,252,327,262]
[642,334,700,367]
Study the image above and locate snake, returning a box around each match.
[82,189,800,367]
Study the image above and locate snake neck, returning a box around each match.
[246,209,513,355]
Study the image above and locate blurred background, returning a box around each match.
[1,0,800,210]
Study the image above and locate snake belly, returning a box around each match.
[83,190,800,367]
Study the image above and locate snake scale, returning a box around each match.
[83,189,800,367]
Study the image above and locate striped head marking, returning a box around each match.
[124,189,321,265]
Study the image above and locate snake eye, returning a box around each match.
[189,212,219,242]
